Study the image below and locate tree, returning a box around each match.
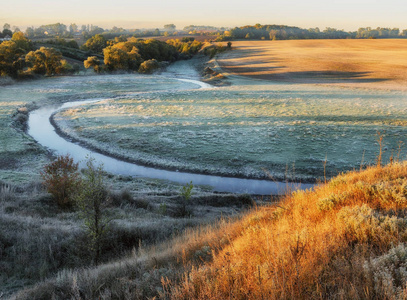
[177,181,193,217]
[84,56,102,73]
[0,40,25,77]
[164,24,176,31]
[69,23,78,34]
[74,157,111,265]
[81,34,107,53]
[0,32,32,78]
[41,154,81,208]
[11,31,31,51]
[2,28,12,37]
[103,46,130,71]
[39,23,67,36]
[138,59,159,73]
[26,47,64,76]
[25,27,34,38]
[3,23,10,30]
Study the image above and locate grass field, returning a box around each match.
[217,39,407,90]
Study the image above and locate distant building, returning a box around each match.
[0,35,11,42]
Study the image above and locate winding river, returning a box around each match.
[27,72,314,195]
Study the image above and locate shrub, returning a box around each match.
[40,154,81,208]
[317,192,348,211]
[364,243,407,298]
[337,204,407,245]
[176,181,193,217]
[84,56,102,73]
[138,59,160,74]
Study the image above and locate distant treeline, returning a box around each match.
[3,21,406,42]
[0,22,226,41]
[217,24,407,41]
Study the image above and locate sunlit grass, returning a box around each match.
[163,162,407,299]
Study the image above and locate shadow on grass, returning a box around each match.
[223,67,389,84]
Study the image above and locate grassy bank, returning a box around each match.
[0,173,254,297]
[166,162,407,299]
[11,161,407,299]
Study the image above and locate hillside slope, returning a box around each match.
[166,161,407,299]
[13,162,407,299]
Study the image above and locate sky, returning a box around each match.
[2,0,407,31]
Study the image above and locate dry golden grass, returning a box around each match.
[217,39,407,90]
[163,162,407,299]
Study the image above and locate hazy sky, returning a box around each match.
[2,0,407,31]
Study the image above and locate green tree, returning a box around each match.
[2,28,12,37]
[41,154,81,208]
[178,181,193,217]
[81,34,107,53]
[75,157,111,265]
[84,56,102,73]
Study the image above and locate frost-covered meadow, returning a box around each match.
[53,77,407,182]
[2,59,407,184]
[0,73,196,182]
